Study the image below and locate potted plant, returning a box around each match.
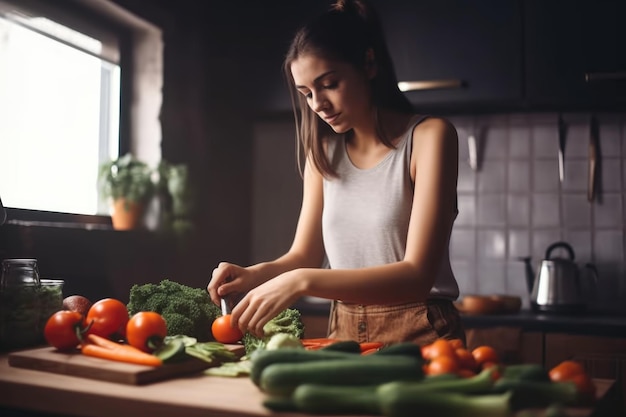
[98,154,155,230]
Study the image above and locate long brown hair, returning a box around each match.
[283,0,414,178]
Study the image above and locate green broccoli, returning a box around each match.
[127,279,221,342]
[242,308,305,355]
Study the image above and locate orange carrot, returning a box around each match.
[359,342,384,353]
[361,348,380,355]
[81,334,162,367]
[301,338,341,348]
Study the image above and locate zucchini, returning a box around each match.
[250,348,365,386]
[292,384,381,415]
[260,355,424,396]
[378,389,512,417]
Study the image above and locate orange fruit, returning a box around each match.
[426,355,459,376]
[471,345,499,367]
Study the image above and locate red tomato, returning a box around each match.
[44,310,86,351]
[126,311,168,352]
[85,298,129,340]
[211,315,243,344]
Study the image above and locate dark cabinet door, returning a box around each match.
[372,0,523,109]
[524,0,626,109]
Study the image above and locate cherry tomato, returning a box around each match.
[126,311,168,352]
[44,310,85,351]
[471,345,499,367]
[211,314,243,344]
[85,298,129,340]
[425,355,459,376]
[549,360,586,382]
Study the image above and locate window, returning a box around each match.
[0,0,163,222]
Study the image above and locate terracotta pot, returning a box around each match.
[111,199,145,230]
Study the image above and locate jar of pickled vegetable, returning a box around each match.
[0,258,42,350]
[38,278,64,341]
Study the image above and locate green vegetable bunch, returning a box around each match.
[242,308,305,356]
[127,279,221,342]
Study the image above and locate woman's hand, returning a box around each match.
[207,262,257,306]
[230,269,306,337]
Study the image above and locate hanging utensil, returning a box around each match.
[468,134,478,171]
[558,114,566,183]
[588,116,599,202]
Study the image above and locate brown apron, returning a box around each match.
[327,299,466,347]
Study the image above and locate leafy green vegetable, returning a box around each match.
[242,308,305,356]
[127,279,221,341]
[266,333,304,351]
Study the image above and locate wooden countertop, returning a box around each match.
[0,353,616,417]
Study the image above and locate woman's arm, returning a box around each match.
[232,117,459,334]
[207,154,326,304]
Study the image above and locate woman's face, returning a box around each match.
[290,54,373,134]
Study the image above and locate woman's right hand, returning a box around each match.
[207,262,255,306]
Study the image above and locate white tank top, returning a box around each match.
[321,116,460,300]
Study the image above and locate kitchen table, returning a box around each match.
[0,352,617,417]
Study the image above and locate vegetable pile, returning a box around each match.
[252,338,597,416]
[127,279,221,341]
[42,295,239,369]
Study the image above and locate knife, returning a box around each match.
[558,114,566,183]
[220,297,232,316]
[588,116,599,202]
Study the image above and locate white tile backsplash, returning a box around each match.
[594,194,623,228]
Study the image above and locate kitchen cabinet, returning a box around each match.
[369,0,523,110]
[524,0,626,109]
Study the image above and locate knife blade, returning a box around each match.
[220,297,232,316]
[558,114,566,183]
[588,116,599,202]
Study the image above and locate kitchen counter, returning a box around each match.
[0,352,618,417]
[461,309,626,338]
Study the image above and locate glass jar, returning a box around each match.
[0,258,42,350]
[38,278,64,341]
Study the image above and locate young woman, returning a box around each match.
[208,0,464,345]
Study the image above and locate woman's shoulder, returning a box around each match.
[411,115,458,141]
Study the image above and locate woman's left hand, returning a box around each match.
[230,269,305,337]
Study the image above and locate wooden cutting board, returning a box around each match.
[8,343,246,385]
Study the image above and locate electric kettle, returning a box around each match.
[522,241,598,313]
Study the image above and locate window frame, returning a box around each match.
[0,0,163,229]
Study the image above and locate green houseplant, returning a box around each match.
[98,154,155,230]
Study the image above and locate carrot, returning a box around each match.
[359,342,384,353]
[81,334,162,367]
[361,348,380,355]
[301,338,341,347]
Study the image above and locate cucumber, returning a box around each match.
[377,366,496,398]
[501,363,550,382]
[321,340,362,353]
[250,347,366,386]
[378,389,512,417]
[493,379,578,411]
[372,342,423,359]
[262,396,299,412]
[153,338,186,363]
[260,355,423,396]
[292,384,381,415]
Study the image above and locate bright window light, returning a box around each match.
[0,13,120,215]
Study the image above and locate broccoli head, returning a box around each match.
[242,308,305,355]
[127,279,221,341]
